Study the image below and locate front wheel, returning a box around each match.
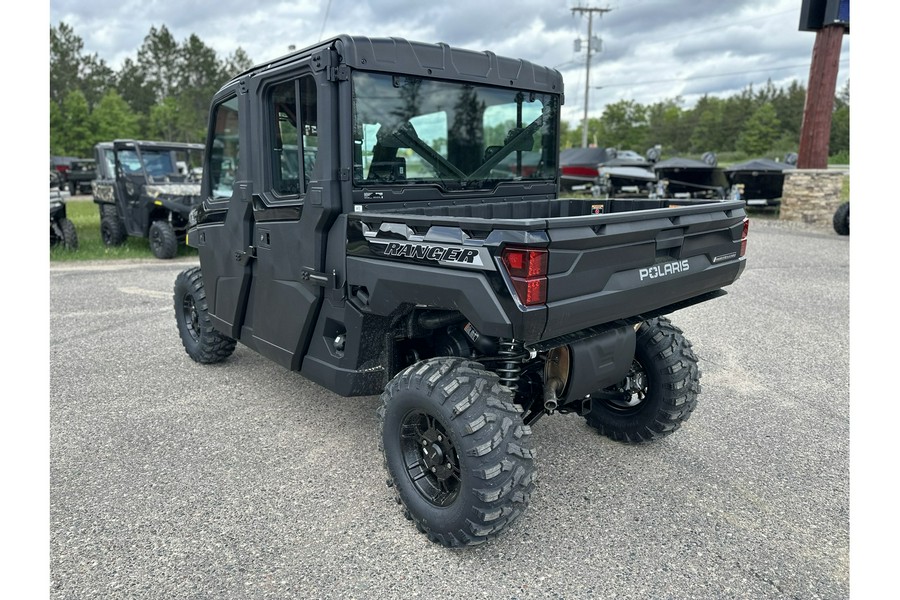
[174,267,236,364]
[59,218,78,250]
[378,358,535,547]
[149,220,178,259]
[584,316,701,443]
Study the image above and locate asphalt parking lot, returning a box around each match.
[47,217,850,599]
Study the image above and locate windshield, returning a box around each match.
[352,72,558,190]
[118,147,204,183]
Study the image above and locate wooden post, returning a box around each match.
[797,25,846,169]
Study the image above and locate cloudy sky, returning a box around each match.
[48,0,851,125]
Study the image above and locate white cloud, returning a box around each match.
[50,0,850,124]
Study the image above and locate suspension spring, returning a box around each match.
[496,338,525,391]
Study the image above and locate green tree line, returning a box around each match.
[51,22,849,164]
[50,22,253,157]
[561,79,849,162]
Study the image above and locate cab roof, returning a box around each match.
[224,34,564,99]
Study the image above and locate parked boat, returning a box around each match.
[595,158,658,197]
[724,158,794,207]
[653,156,729,200]
[559,147,611,191]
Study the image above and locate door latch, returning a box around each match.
[234,246,257,265]
[301,267,337,288]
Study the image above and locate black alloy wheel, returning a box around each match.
[399,410,462,507]
[378,357,535,547]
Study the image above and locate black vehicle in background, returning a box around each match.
[65,158,98,195]
[92,140,204,259]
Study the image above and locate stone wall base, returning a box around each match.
[780,169,846,226]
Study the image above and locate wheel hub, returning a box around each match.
[419,429,454,481]
[597,359,648,411]
[399,411,461,506]
[623,369,647,400]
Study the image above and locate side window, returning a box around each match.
[102,149,116,178]
[269,75,318,197]
[116,150,141,176]
[209,95,240,200]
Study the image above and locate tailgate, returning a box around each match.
[539,201,747,340]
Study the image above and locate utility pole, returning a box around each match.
[571,5,611,148]
[797,0,849,168]
[797,27,847,168]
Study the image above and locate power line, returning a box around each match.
[595,59,850,88]
[560,8,804,78]
[561,5,808,117]
[635,8,797,45]
[318,0,333,42]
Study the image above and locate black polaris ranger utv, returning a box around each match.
[92,140,204,258]
[173,35,748,547]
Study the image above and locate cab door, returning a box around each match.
[113,144,149,236]
[239,72,325,371]
[195,92,254,340]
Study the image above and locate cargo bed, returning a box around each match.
[348,198,747,342]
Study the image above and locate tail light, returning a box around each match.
[501,247,548,306]
[740,217,750,257]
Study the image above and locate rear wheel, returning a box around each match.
[833,203,849,236]
[378,358,535,547]
[100,215,127,246]
[584,317,700,443]
[174,267,236,364]
[149,220,178,259]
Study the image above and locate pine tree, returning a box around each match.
[59,90,93,156]
[91,90,142,142]
[737,104,782,157]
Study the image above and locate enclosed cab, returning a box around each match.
[92,139,204,258]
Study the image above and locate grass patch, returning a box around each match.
[50,199,198,262]
[842,175,849,203]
